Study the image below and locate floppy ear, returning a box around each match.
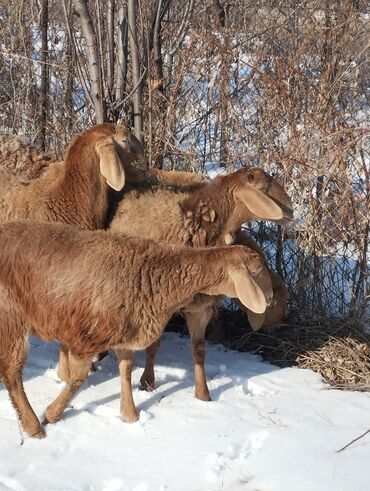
[246,310,266,331]
[234,184,284,220]
[96,138,125,191]
[228,266,267,314]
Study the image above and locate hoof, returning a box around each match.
[26,426,46,439]
[33,428,46,439]
[43,407,62,425]
[122,412,140,423]
[139,376,155,391]
[139,381,155,392]
[195,391,212,402]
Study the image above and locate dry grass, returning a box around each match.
[297,336,370,391]
[215,309,370,391]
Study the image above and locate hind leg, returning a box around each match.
[57,344,71,382]
[2,336,45,438]
[140,339,161,390]
[115,347,139,423]
[44,352,93,424]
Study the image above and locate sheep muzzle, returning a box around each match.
[266,178,294,224]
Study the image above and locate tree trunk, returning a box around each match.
[73,0,107,123]
[39,0,49,149]
[148,0,169,167]
[127,0,143,142]
[65,25,74,135]
[106,0,115,102]
[115,1,128,108]
[212,0,229,167]
[212,0,225,27]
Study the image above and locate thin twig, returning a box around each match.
[114,67,147,111]
[336,428,370,453]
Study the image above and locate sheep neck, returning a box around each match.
[180,178,253,246]
[53,144,108,229]
[145,247,227,316]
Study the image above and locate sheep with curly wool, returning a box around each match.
[107,166,293,401]
[0,131,61,179]
[0,123,148,380]
[0,221,272,438]
[146,172,289,333]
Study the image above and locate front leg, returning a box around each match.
[140,339,161,390]
[115,347,139,423]
[185,305,214,401]
[2,336,45,438]
[45,353,93,424]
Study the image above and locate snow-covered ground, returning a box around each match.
[1,332,369,491]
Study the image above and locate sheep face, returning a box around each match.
[204,247,273,315]
[82,124,148,190]
[244,277,288,331]
[231,230,288,331]
[113,126,148,183]
[263,276,288,327]
[229,250,273,314]
[232,167,294,225]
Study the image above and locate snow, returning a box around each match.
[1,333,369,490]
[204,161,227,179]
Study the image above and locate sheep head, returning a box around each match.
[243,272,288,331]
[113,125,148,183]
[230,230,288,330]
[232,167,293,225]
[82,123,148,191]
[204,246,273,315]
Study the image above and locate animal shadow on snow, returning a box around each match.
[3,333,276,422]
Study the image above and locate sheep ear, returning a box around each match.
[96,138,126,191]
[235,184,284,220]
[228,266,267,314]
[246,310,266,331]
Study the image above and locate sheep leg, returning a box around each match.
[185,307,213,401]
[57,344,71,382]
[1,337,45,438]
[44,353,93,424]
[140,339,161,390]
[115,347,139,423]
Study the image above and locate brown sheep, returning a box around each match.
[232,229,288,331]
[0,221,273,438]
[0,123,147,381]
[207,230,288,342]
[0,123,147,228]
[145,172,288,332]
[107,166,293,401]
[0,131,61,179]
[150,168,206,187]
[0,131,200,187]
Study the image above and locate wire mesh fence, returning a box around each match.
[159,122,369,327]
[0,1,368,328]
